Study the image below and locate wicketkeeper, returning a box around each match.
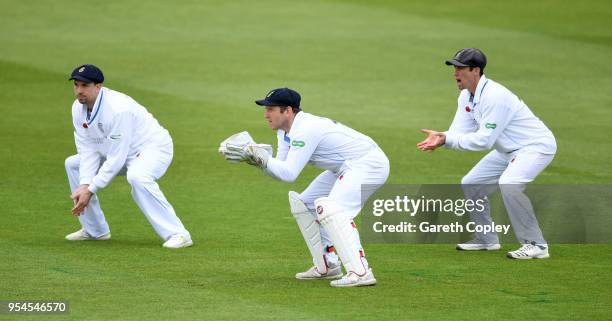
[219,88,390,287]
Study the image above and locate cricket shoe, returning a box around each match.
[330,268,377,288]
[65,229,111,241]
[507,244,549,259]
[456,239,501,251]
[295,265,342,280]
[163,234,193,249]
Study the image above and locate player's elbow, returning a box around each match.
[266,161,302,183]
[467,136,495,151]
[277,169,300,183]
[478,140,495,150]
[280,173,299,183]
[264,167,298,183]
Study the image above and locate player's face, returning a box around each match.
[264,106,289,130]
[73,80,101,107]
[453,66,481,93]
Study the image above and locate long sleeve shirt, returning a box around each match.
[265,112,379,182]
[445,75,556,154]
[71,87,172,193]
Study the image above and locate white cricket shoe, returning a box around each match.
[65,229,111,241]
[330,268,377,288]
[507,244,549,259]
[163,235,193,249]
[295,265,342,280]
[456,239,501,251]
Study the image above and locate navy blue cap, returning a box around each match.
[445,48,487,70]
[69,64,104,83]
[255,88,301,108]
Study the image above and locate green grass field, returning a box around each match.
[1,0,611,320]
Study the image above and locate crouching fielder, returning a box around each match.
[221,88,389,287]
[64,64,192,249]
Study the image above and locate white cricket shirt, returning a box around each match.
[265,112,379,182]
[445,75,556,154]
[71,87,172,193]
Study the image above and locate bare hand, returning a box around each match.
[417,129,446,151]
[71,185,93,216]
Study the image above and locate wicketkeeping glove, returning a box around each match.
[243,144,273,169]
[219,131,256,163]
[225,143,272,169]
[221,143,248,163]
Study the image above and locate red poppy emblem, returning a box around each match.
[316,205,324,215]
[465,106,471,112]
[82,123,88,128]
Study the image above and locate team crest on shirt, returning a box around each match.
[98,122,104,133]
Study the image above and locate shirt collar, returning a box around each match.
[472,75,489,105]
[83,87,105,125]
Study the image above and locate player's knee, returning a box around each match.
[126,172,153,187]
[314,197,344,220]
[498,175,529,196]
[498,176,527,185]
[65,155,80,170]
[296,192,316,212]
[461,174,478,185]
[498,177,511,185]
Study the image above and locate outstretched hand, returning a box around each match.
[417,129,446,151]
[71,185,93,216]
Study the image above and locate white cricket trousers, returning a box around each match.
[65,143,190,241]
[461,148,555,245]
[298,148,390,266]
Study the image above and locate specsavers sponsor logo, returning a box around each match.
[485,123,497,129]
[291,140,305,147]
[110,134,122,140]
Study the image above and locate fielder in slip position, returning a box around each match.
[65,64,192,249]
[417,48,557,259]
[219,88,390,287]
